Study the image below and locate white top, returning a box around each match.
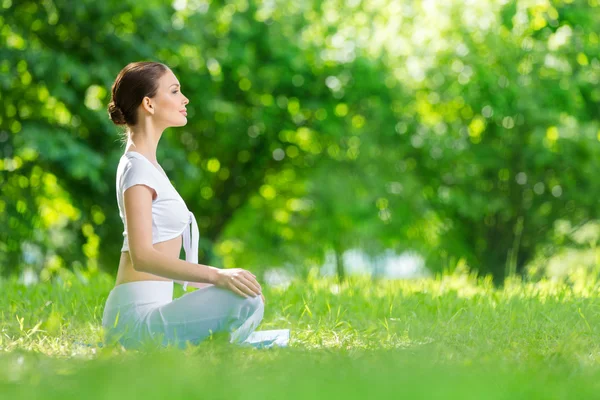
[116,151,198,290]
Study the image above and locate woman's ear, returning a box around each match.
[141,96,155,115]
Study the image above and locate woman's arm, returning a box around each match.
[174,280,213,289]
[124,184,218,284]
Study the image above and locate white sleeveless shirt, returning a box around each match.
[116,151,199,290]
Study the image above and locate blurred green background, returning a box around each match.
[1,0,599,285]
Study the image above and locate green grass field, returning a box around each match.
[1,269,600,399]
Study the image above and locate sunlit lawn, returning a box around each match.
[2,269,600,399]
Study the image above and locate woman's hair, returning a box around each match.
[107,61,169,126]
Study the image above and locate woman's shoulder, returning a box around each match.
[118,152,156,171]
[117,153,144,175]
[116,152,162,190]
[120,151,145,163]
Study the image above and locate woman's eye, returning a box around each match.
[172,90,179,94]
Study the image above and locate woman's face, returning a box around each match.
[149,69,189,127]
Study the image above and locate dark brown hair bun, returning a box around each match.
[108,101,126,125]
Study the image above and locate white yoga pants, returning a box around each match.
[101,280,264,349]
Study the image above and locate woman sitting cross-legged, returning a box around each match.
[102,61,266,350]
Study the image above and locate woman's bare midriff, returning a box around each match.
[114,235,183,286]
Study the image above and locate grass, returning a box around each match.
[1,267,600,399]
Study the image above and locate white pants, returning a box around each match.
[101,280,264,349]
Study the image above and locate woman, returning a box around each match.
[102,61,265,350]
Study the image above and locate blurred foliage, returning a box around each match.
[0,0,599,283]
[370,0,600,281]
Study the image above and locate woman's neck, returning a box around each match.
[125,135,161,164]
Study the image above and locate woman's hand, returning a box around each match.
[213,268,262,299]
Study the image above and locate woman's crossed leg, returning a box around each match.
[140,285,264,348]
